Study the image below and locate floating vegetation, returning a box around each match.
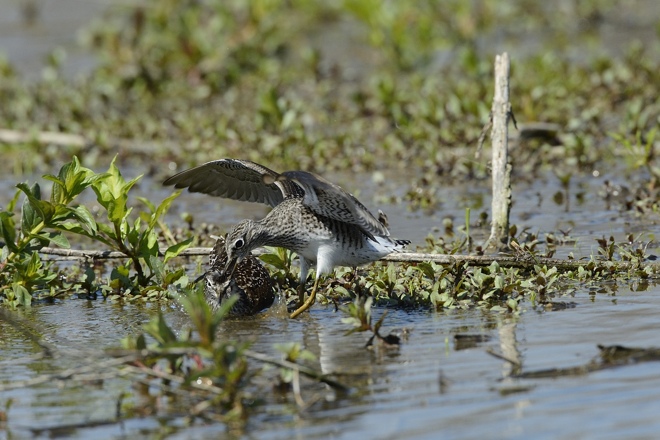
[0,291,342,429]
[0,1,657,180]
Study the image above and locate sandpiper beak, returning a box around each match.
[193,271,208,284]
[224,257,238,278]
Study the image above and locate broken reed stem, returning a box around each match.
[36,246,660,273]
[487,52,513,251]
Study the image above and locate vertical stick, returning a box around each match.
[487,53,512,251]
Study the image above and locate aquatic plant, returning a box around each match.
[341,296,401,348]
[0,157,191,306]
[1,0,657,181]
[116,285,345,423]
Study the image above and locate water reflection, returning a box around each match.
[1,282,660,438]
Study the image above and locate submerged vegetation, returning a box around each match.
[1,0,659,431]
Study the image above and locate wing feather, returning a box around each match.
[279,171,390,238]
[164,159,297,207]
[165,160,388,239]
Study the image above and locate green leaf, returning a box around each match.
[333,285,350,297]
[143,311,178,345]
[110,265,132,290]
[259,253,287,270]
[6,187,21,213]
[106,198,128,225]
[137,227,159,259]
[413,262,436,280]
[137,196,156,213]
[0,211,17,251]
[19,183,42,231]
[164,237,193,263]
[96,222,118,242]
[24,252,42,278]
[59,156,98,201]
[70,205,98,235]
[387,263,397,283]
[12,283,32,307]
[43,175,66,205]
[164,268,187,285]
[44,231,70,249]
[18,182,59,229]
[149,190,181,229]
[91,156,141,225]
[176,286,235,346]
[135,334,147,350]
[148,255,165,282]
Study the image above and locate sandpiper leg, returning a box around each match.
[296,283,306,308]
[290,277,319,318]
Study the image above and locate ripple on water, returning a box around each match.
[2,283,660,438]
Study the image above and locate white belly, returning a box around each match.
[298,236,397,276]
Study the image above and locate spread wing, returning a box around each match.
[163,159,301,207]
[279,171,390,239]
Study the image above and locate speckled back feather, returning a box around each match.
[204,236,274,316]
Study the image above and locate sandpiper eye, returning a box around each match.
[234,238,244,249]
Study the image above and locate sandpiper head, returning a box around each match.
[224,219,257,273]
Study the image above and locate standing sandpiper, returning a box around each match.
[164,159,409,318]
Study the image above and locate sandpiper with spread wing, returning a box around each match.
[164,159,409,318]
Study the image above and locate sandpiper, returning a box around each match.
[165,159,409,318]
[202,236,274,316]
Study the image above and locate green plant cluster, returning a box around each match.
[268,228,658,315]
[0,157,192,306]
[121,290,253,423]
[1,0,657,183]
[119,286,319,425]
[1,154,657,314]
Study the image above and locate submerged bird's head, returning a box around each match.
[224,219,258,274]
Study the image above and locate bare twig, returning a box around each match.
[485,52,513,251]
[38,246,211,259]
[36,246,660,273]
[244,350,349,392]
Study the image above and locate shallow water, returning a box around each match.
[2,167,660,440]
[3,167,660,439]
[2,281,660,439]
